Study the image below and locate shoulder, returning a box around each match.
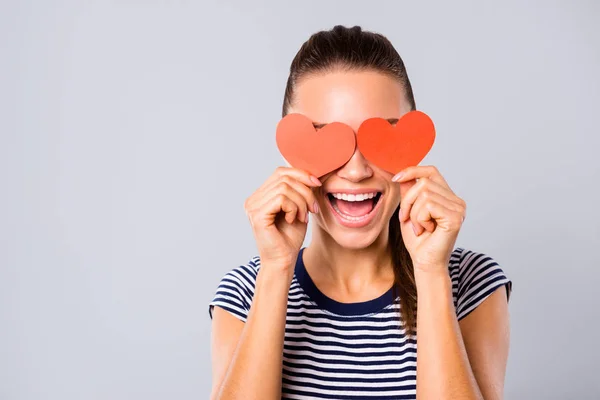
[448,247,512,321]
[220,255,262,291]
[208,255,262,322]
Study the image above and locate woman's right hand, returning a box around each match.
[244,167,321,278]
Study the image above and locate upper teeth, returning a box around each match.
[331,192,378,202]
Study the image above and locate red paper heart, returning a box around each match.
[276,113,356,177]
[356,111,436,174]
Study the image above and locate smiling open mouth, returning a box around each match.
[327,191,383,221]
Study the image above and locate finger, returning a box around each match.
[260,179,312,221]
[248,192,298,226]
[260,167,322,194]
[392,165,451,191]
[410,193,463,236]
[399,178,426,223]
[261,175,319,214]
[416,197,464,233]
[399,177,463,223]
[260,193,300,225]
[253,168,321,214]
[407,195,433,235]
[279,195,300,224]
[254,181,310,223]
[409,191,461,235]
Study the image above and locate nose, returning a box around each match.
[336,148,373,183]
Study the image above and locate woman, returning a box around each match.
[208,25,512,400]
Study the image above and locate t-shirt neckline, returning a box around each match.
[294,247,396,316]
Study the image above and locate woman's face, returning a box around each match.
[288,70,412,250]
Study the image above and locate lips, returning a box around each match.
[325,189,384,228]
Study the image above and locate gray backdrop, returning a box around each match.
[2,0,599,399]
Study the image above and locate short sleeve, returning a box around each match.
[455,248,512,321]
[208,258,260,323]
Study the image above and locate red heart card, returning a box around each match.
[356,110,436,174]
[276,113,356,177]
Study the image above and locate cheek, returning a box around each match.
[386,185,402,206]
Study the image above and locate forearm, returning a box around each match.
[415,267,482,400]
[216,266,291,400]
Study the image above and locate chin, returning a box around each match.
[327,227,384,250]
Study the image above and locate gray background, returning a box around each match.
[1,0,599,399]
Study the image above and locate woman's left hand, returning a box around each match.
[392,165,467,273]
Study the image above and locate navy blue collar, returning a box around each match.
[294,247,397,316]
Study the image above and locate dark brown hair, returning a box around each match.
[281,25,418,336]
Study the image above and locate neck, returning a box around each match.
[303,224,395,302]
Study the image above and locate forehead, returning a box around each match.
[289,70,409,130]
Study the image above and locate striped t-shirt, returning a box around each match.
[208,246,512,400]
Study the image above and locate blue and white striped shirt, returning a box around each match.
[209,246,512,399]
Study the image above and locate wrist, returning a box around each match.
[413,261,449,275]
[414,265,452,292]
[259,261,296,286]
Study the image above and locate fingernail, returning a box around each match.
[398,208,402,220]
[392,172,404,182]
[306,213,310,223]
[412,222,418,235]
[313,201,319,213]
[310,176,322,186]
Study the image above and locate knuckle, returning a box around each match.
[274,166,290,178]
[275,193,286,203]
[410,206,418,217]
[244,198,254,213]
[280,175,294,186]
[277,181,292,192]
[449,218,461,230]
